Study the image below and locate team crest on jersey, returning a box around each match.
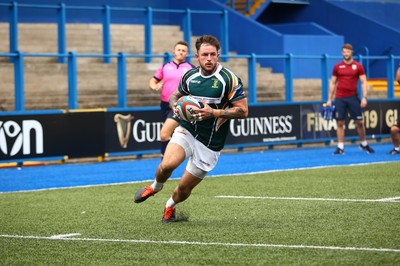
[212,78,219,89]
[352,64,357,70]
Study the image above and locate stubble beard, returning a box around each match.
[201,63,217,76]
[343,54,353,64]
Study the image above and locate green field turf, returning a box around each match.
[1,162,399,265]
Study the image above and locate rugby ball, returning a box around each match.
[176,95,202,122]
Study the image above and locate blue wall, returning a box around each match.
[170,0,342,78]
[326,0,400,77]
[256,0,400,78]
[3,0,393,78]
[0,0,170,24]
[0,0,343,77]
[330,0,399,31]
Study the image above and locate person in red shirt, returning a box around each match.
[326,43,374,154]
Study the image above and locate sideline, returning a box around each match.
[215,195,400,203]
[0,160,397,194]
[1,234,399,253]
[1,143,398,193]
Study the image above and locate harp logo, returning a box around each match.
[0,120,44,156]
[114,114,134,148]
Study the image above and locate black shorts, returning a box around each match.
[160,101,179,122]
[334,95,363,121]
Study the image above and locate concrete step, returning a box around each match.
[0,22,319,110]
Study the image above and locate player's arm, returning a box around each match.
[149,77,162,91]
[169,88,183,109]
[326,75,337,106]
[213,98,248,119]
[196,98,248,120]
[359,74,368,108]
[169,89,184,119]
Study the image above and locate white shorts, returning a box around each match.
[170,126,220,179]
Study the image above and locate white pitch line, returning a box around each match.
[0,234,399,253]
[376,196,400,202]
[50,233,81,239]
[215,195,400,203]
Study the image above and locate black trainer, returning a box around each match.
[359,144,375,154]
[333,147,344,155]
[389,149,400,155]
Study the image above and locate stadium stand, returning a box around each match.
[0,0,398,163]
[0,22,298,110]
[0,0,398,111]
[0,23,186,110]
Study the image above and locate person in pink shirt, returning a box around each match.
[326,43,374,155]
[149,41,195,157]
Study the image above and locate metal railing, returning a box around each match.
[0,2,399,112]
[1,51,399,112]
[0,2,230,64]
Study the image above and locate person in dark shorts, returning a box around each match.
[149,41,195,157]
[325,43,374,155]
[134,35,248,223]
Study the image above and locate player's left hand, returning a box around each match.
[193,100,213,121]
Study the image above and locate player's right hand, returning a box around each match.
[173,104,181,119]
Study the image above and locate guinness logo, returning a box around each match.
[114,114,134,148]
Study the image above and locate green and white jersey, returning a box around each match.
[178,63,246,151]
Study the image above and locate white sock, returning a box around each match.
[395,147,400,151]
[360,140,368,147]
[165,197,176,208]
[151,180,164,192]
[338,142,344,150]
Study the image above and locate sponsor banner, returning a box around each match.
[301,102,398,139]
[1,101,398,161]
[225,105,300,145]
[63,112,105,158]
[380,102,399,133]
[301,103,336,139]
[361,101,388,135]
[105,106,301,153]
[0,112,104,161]
[105,110,162,152]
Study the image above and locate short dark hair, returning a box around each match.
[175,40,189,48]
[195,35,220,53]
[342,43,353,51]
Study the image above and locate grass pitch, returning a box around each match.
[1,162,399,265]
